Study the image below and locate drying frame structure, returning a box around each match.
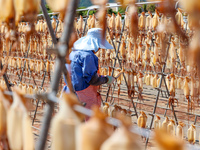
[1,0,79,149]
[1,0,200,150]
[80,2,200,147]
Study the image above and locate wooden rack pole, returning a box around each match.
[0,63,11,91]
[104,6,138,118]
[145,35,178,148]
[36,0,79,149]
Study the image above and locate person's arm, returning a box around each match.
[89,73,108,86]
[82,53,115,86]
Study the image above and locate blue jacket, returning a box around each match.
[65,50,99,91]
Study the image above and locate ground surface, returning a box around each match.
[29,81,200,149]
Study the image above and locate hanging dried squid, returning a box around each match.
[138,12,146,30]
[102,102,109,116]
[183,76,190,109]
[146,11,153,30]
[131,70,136,98]
[100,113,142,150]
[7,87,34,150]
[179,43,186,75]
[154,115,161,130]
[153,42,159,66]
[14,0,40,25]
[120,40,126,65]
[125,11,130,31]
[52,18,57,31]
[0,0,15,27]
[152,9,159,30]
[137,111,147,128]
[115,12,122,39]
[129,4,138,41]
[51,93,84,150]
[175,8,184,29]
[168,73,178,107]
[77,106,112,150]
[176,121,185,139]
[137,42,143,64]
[144,42,150,65]
[108,13,115,39]
[154,128,185,150]
[167,119,175,136]
[132,43,138,63]
[96,5,107,39]
[152,74,158,88]
[127,41,133,62]
[188,124,196,144]
[0,87,11,144]
[162,116,169,132]
[46,0,69,21]
[170,40,177,73]
[138,72,143,100]
[77,15,84,37]
[127,70,132,98]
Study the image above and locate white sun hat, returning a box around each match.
[73,28,113,52]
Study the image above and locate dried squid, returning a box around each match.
[46,0,69,21]
[51,93,84,150]
[77,106,112,150]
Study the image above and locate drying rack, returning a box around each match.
[0,0,200,149]
[102,26,179,147]
[0,0,76,149]
[88,4,179,147]
[29,0,163,133]
[1,34,56,125]
[103,5,139,119]
[2,88,200,150]
[91,4,199,147]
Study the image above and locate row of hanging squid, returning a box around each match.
[0,80,49,95]
[0,0,199,113]
[2,56,55,73]
[0,0,200,149]
[0,19,58,92]
[153,115,197,145]
[102,102,198,145]
[72,7,199,111]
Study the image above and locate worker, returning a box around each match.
[63,28,115,109]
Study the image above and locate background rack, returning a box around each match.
[76,2,200,148]
[1,0,200,149]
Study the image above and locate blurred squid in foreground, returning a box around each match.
[154,129,185,150]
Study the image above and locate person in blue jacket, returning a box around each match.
[63,28,115,109]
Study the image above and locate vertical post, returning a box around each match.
[20,44,30,81]
[40,0,58,45]
[82,9,92,37]
[63,67,74,93]
[105,7,126,102]
[32,0,59,126]
[105,6,137,117]
[1,43,12,91]
[36,0,79,150]
[145,35,178,148]
[163,77,170,116]
[194,115,198,125]
[0,63,11,91]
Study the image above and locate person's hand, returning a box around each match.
[106,76,115,85]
